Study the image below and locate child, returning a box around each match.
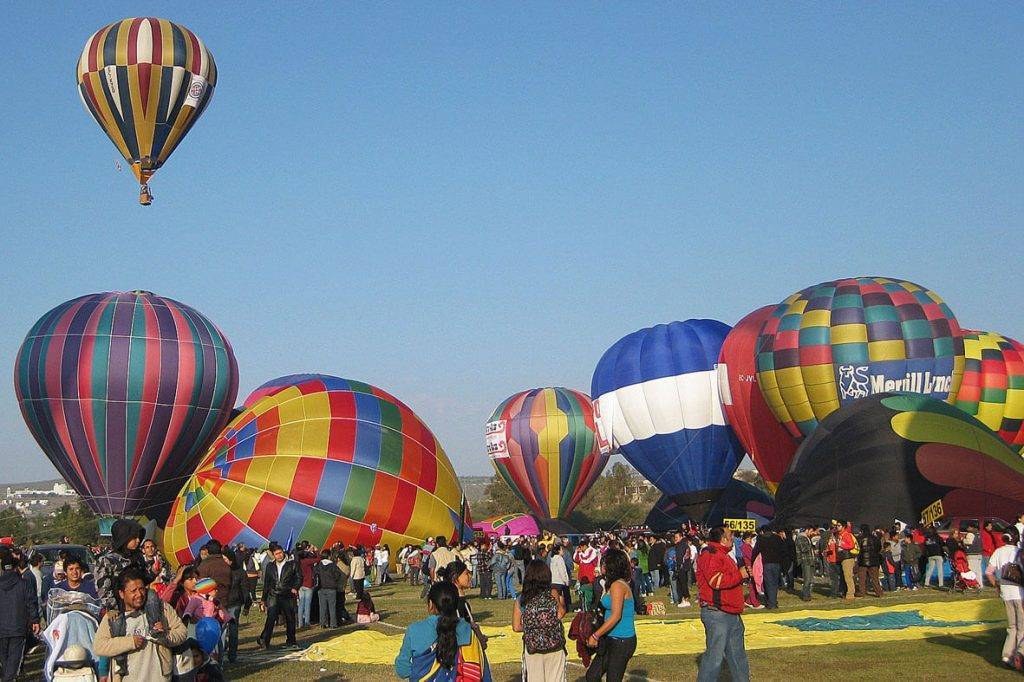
[185,638,225,682]
[575,576,594,613]
[183,578,229,625]
[356,593,380,624]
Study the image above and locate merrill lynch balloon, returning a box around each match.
[15,291,238,520]
[592,320,744,521]
[76,17,217,205]
[953,330,1024,452]
[164,376,468,566]
[755,277,965,440]
[718,306,798,492]
[486,388,610,520]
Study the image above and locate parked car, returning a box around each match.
[935,517,1007,541]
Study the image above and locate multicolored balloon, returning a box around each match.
[592,320,744,521]
[756,277,965,440]
[76,17,217,205]
[15,291,238,519]
[774,393,1024,528]
[163,376,469,567]
[718,306,798,493]
[486,388,610,520]
[953,330,1024,452]
[646,479,775,531]
[472,513,541,538]
[242,374,336,409]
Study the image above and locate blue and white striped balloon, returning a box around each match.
[591,319,744,521]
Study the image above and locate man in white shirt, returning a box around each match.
[986,527,1024,666]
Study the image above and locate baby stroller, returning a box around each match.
[52,645,98,682]
[43,589,102,681]
[950,549,981,593]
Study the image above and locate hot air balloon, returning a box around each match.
[773,393,1024,529]
[76,17,217,205]
[243,373,335,409]
[163,376,470,567]
[645,479,775,531]
[953,330,1024,452]
[755,277,965,441]
[486,388,610,521]
[15,291,238,522]
[718,306,799,493]
[592,320,744,521]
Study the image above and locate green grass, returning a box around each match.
[24,580,1018,680]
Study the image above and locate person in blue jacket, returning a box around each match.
[395,581,473,679]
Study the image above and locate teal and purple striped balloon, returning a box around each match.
[14,291,238,520]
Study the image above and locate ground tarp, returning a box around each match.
[302,598,1003,666]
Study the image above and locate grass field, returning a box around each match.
[24,579,1019,681]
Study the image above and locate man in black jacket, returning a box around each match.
[855,526,884,597]
[672,531,692,607]
[0,547,39,682]
[752,529,786,609]
[258,543,302,649]
[649,537,667,594]
[313,550,344,629]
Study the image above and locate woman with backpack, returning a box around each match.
[395,581,491,680]
[985,526,1024,668]
[584,549,636,682]
[513,559,567,680]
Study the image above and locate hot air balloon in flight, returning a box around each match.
[15,291,238,522]
[718,306,799,492]
[755,277,965,441]
[163,376,470,567]
[952,330,1024,452]
[76,17,217,205]
[486,388,610,521]
[592,320,744,521]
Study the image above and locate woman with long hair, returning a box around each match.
[585,549,637,682]
[513,559,567,680]
[443,560,490,649]
[395,581,473,679]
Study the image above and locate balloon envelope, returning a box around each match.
[646,479,775,531]
[472,513,541,537]
[592,320,744,521]
[76,18,217,197]
[718,306,799,492]
[756,277,965,440]
[953,330,1024,452]
[15,291,238,520]
[195,617,220,654]
[773,393,1024,528]
[163,376,469,566]
[243,373,335,409]
[487,388,610,520]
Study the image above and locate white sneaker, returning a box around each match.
[677,600,691,608]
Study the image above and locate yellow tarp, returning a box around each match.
[302,599,1004,666]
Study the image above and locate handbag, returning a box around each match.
[1001,551,1024,586]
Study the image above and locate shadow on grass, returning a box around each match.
[924,629,1008,670]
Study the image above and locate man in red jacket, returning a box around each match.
[696,526,750,682]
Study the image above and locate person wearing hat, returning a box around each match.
[94,520,148,613]
[0,547,40,682]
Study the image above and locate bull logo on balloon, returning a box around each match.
[837,365,870,399]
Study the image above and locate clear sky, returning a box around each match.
[2,4,1021,482]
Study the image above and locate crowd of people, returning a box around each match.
[0,513,1016,681]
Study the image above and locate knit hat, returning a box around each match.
[194,577,217,596]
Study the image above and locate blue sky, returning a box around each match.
[2,4,1021,482]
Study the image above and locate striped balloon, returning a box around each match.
[954,330,1024,452]
[756,277,965,440]
[15,291,238,519]
[163,376,469,567]
[486,388,610,520]
[76,17,217,202]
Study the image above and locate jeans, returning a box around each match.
[697,608,750,682]
[514,560,525,587]
[297,586,313,627]
[479,572,493,599]
[495,571,508,600]
[827,562,841,598]
[904,562,919,587]
[762,563,781,608]
[354,577,365,600]
[924,556,945,587]
[377,564,389,586]
[670,571,679,604]
[585,635,637,682]
[676,566,691,601]
[318,588,338,627]
[650,569,661,593]
[260,596,297,646]
[0,637,26,682]
[800,561,815,600]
